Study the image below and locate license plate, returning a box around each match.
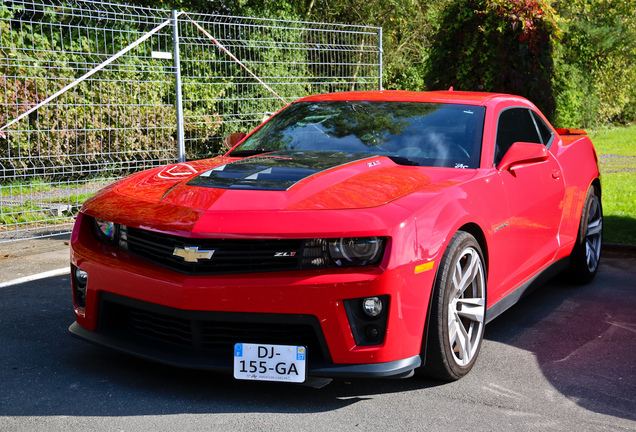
[234,343,306,383]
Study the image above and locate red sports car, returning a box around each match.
[69,91,602,382]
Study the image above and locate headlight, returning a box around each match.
[93,218,117,244]
[301,237,387,268]
[328,237,385,267]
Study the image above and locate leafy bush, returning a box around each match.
[424,0,558,121]
[422,0,635,127]
[552,0,636,126]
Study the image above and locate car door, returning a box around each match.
[489,108,566,301]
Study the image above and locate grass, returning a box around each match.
[0,177,113,196]
[0,178,107,228]
[40,192,94,204]
[0,203,49,225]
[0,177,54,197]
[589,125,636,245]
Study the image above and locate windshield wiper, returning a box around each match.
[388,156,420,166]
[229,149,276,157]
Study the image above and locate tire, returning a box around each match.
[567,184,602,284]
[420,231,487,381]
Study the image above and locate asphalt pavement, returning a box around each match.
[0,237,635,431]
[0,234,71,286]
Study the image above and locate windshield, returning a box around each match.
[229,101,485,168]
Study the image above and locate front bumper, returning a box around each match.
[69,292,421,378]
[69,322,421,378]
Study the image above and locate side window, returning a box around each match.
[495,108,541,165]
[531,111,554,146]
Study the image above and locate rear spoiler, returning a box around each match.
[555,128,588,136]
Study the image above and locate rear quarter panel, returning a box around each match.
[549,134,601,258]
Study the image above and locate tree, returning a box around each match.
[552,0,636,126]
[424,0,558,121]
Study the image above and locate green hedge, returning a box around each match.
[424,0,557,121]
[422,0,635,127]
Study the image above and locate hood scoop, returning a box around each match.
[187,151,373,191]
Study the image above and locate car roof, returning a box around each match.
[295,90,525,107]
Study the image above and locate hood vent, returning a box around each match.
[187,151,373,191]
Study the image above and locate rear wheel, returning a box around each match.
[420,231,486,380]
[567,184,602,284]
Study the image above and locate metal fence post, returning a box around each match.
[378,27,383,91]
[173,9,186,163]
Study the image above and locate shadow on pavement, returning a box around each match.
[485,252,636,421]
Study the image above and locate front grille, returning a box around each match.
[124,227,303,275]
[98,293,331,364]
[129,308,193,347]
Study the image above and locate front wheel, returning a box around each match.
[420,231,486,381]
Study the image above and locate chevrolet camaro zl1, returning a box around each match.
[69,90,602,382]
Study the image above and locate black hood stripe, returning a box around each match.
[187,151,376,191]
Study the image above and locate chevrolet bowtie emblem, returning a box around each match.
[173,246,215,263]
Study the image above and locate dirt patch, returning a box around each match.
[599,154,636,173]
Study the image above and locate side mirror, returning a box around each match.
[224,132,247,151]
[498,142,549,171]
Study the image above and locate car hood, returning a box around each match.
[112,151,471,210]
[82,151,475,234]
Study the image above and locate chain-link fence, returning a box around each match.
[0,0,382,242]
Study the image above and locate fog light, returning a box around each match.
[75,268,88,288]
[363,296,383,317]
[344,295,389,346]
[72,266,88,310]
[366,325,381,341]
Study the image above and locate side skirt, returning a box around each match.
[486,257,571,324]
